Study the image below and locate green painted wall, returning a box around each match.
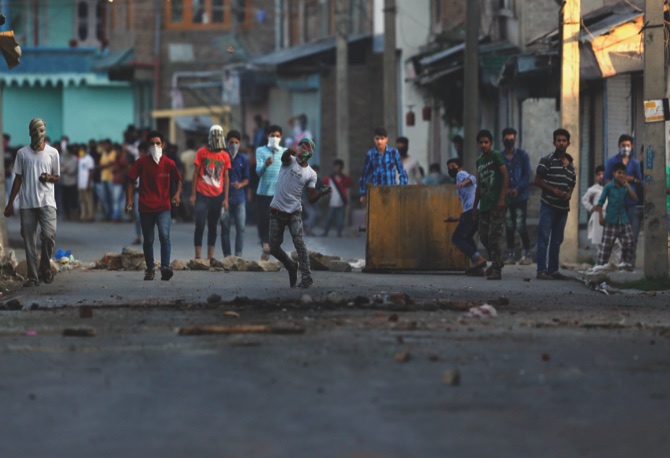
[48,0,75,47]
[2,87,63,146]
[63,86,134,142]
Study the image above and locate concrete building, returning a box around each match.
[0,0,135,144]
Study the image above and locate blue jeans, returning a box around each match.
[536,203,568,274]
[220,202,246,257]
[451,210,479,260]
[94,182,111,221]
[194,192,224,247]
[111,183,124,220]
[323,206,346,236]
[505,199,530,251]
[140,210,171,270]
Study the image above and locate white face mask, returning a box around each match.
[229,143,240,158]
[620,146,632,157]
[267,136,280,150]
[149,145,162,164]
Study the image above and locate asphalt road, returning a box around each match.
[1,217,669,458]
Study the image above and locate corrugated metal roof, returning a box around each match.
[0,46,128,87]
[0,46,102,73]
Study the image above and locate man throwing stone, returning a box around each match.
[269,138,331,288]
[4,118,60,287]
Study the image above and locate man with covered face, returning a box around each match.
[269,138,331,288]
[220,129,249,258]
[189,124,231,263]
[4,118,60,286]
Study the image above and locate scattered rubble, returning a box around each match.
[62,328,96,337]
[394,351,411,363]
[462,304,498,319]
[120,247,146,271]
[442,369,461,386]
[178,325,305,335]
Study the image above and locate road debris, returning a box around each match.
[442,369,461,386]
[394,351,410,363]
[462,304,498,319]
[63,328,97,337]
[79,307,93,318]
[223,311,240,318]
[178,325,305,335]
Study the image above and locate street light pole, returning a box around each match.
[642,1,668,278]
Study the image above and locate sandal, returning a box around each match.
[42,269,54,284]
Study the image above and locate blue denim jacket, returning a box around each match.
[502,148,531,203]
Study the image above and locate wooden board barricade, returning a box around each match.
[365,184,469,272]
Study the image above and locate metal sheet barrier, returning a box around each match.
[365,185,469,272]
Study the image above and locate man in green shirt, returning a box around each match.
[472,129,509,280]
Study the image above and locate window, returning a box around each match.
[77,0,108,46]
[166,0,250,30]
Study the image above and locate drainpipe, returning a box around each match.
[275,0,281,50]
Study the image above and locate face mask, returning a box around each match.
[297,150,313,165]
[448,168,458,178]
[29,118,46,151]
[620,146,632,157]
[228,143,240,158]
[268,137,280,150]
[208,125,225,151]
[503,139,515,150]
[149,145,162,164]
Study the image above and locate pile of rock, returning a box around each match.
[95,250,281,272]
[291,251,353,272]
[94,249,357,273]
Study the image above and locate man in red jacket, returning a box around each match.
[322,159,354,237]
[125,130,182,281]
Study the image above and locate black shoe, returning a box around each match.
[550,272,570,280]
[536,271,554,280]
[288,262,298,288]
[23,279,38,287]
[144,269,155,281]
[161,267,174,281]
[296,277,314,289]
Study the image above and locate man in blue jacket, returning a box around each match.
[603,134,643,267]
[501,128,533,265]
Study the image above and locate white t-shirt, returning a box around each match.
[14,145,60,209]
[328,186,344,207]
[270,156,317,213]
[77,154,95,190]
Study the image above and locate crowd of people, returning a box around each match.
[4,114,663,289]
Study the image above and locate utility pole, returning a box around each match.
[0,86,7,253]
[463,0,479,174]
[335,0,350,172]
[642,1,668,279]
[560,0,580,263]
[383,0,397,140]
